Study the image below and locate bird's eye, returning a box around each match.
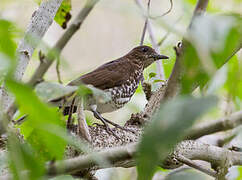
[142,47,148,53]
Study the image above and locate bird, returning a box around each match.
[51,45,169,136]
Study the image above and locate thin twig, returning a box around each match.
[176,155,217,177]
[139,0,151,45]
[28,0,99,87]
[56,55,63,84]
[137,0,173,80]
[4,0,99,122]
[152,0,173,19]
[157,16,182,46]
[147,20,165,80]
[0,0,64,123]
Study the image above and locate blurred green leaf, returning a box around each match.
[181,42,209,93]
[36,82,78,102]
[224,55,242,109]
[0,19,17,85]
[0,20,17,60]
[77,84,93,97]
[8,132,45,180]
[162,46,176,79]
[137,95,217,180]
[237,166,242,180]
[6,79,66,161]
[206,65,227,95]
[84,85,111,104]
[181,14,242,94]
[54,0,72,29]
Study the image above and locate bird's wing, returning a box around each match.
[68,58,132,90]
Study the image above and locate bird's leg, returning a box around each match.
[90,105,135,134]
[100,117,136,134]
[67,98,75,131]
[91,109,120,139]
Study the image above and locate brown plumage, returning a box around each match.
[67,45,168,90]
[53,45,168,116]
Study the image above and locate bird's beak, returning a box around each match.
[149,54,169,60]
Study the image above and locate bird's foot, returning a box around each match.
[94,122,120,140]
[101,118,136,134]
[92,109,134,140]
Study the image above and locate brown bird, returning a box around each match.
[52,45,168,135]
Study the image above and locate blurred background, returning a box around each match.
[1,0,241,179]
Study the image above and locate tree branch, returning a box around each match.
[185,110,242,140]
[28,0,99,87]
[44,140,242,177]
[0,0,64,112]
[4,0,99,121]
[163,0,209,99]
[176,155,216,177]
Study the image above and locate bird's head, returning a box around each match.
[128,45,169,68]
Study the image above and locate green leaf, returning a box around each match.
[0,20,17,60]
[181,14,242,94]
[36,82,78,102]
[162,46,176,79]
[8,132,45,180]
[54,0,72,29]
[181,41,209,93]
[137,95,217,180]
[224,55,242,109]
[153,79,166,84]
[148,72,157,79]
[80,85,111,104]
[0,19,17,84]
[6,79,66,161]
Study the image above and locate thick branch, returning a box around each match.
[45,140,242,177]
[185,110,242,140]
[4,0,99,121]
[0,0,64,111]
[175,155,216,177]
[47,143,137,176]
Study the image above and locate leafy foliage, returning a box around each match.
[6,79,66,161]
[0,20,17,85]
[225,56,242,109]
[54,0,72,29]
[8,132,45,180]
[36,82,78,101]
[0,0,242,179]
[137,96,217,180]
[181,14,242,94]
